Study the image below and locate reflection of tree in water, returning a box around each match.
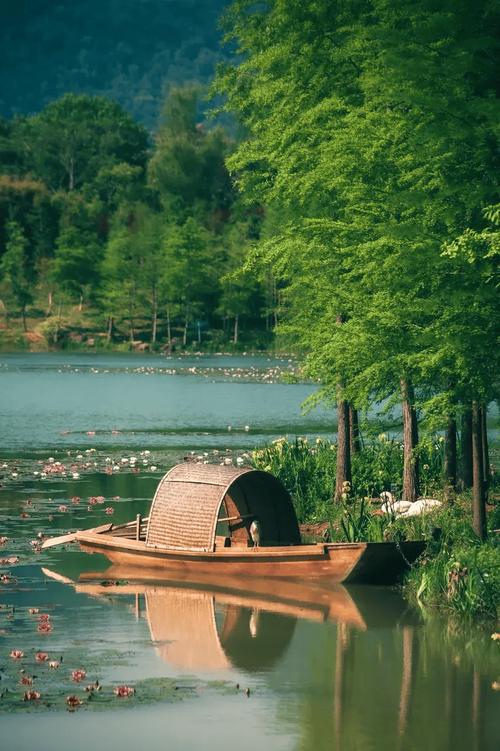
[275,601,496,751]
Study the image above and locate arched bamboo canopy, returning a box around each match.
[145,463,300,552]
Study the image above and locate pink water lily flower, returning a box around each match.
[71,668,87,682]
[0,536,8,545]
[96,496,105,504]
[23,690,41,701]
[71,496,80,504]
[38,613,50,621]
[48,660,60,669]
[105,507,114,515]
[35,652,49,662]
[114,685,135,697]
[10,649,24,659]
[66,695,83,707]
[37,622,53,633]
[28,608,40,614]
[20,675,33,685]
[58,505,68,513]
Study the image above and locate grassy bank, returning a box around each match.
[0,304,277,354]
[252,436,500,619]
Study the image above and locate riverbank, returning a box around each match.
[0,305,279,354]
[252,437,500,620]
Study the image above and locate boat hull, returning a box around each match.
[76,531,425,584]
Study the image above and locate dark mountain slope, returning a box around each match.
[0,0,228,127]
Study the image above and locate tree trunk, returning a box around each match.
[401,379,419,503]
[183,306,188,346]
[481,404,489,489]
[472,401,486,540]
[53,302,62,344]
[0,298,8,326]
[349,405,361,456]
[335,394,352,501]
[68,157,75,191]
[444,416,457,502]
[78,294,83,312]
[128,287,136,344]
[151,287,157,345]
[47,290,53,315]
[460,407,473,489]
[166,304,172,350]
[106,316,114,344]
[233,314,239,344]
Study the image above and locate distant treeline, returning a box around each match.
[0,87,278,349]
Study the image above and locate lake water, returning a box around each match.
[0,353,498,750]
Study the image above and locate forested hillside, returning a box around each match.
[1,0,227,127]
[0,87,276,351]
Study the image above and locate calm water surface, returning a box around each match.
[0,353,498,750]
[0,352,336,452]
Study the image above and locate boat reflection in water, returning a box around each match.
[41,566,495,751]
[42,564,417,674]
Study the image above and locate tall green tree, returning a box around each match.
[149,85,234,223]
[0,220,33,330]
[21,94,149,192]
[162,216,220,345]
[216,0,499,512]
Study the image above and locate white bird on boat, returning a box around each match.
[249,519,261,548]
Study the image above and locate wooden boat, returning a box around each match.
[43,464,425,584]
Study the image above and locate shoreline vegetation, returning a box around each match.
[252,436,499,620]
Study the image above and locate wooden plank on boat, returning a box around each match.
[41,532,80,550]
[41,523,113,549]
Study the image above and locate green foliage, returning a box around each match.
[405,538,500,619]
[252,435,447,523]
[149,85,234,218]
[216,0,500,430]
[253,437,337,522]
[0,220,33,319]
[0,84,269,347]
[21,94,149,193]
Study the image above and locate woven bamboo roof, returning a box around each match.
[146,463,300,552]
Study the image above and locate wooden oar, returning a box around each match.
[41,523,113,550]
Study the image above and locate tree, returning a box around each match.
[217,214,264,343]
[216,0,499,511]
[21,94,149,192]
[51,194,103,306]
[162,217,220,345]
[0,220,33,329]
[149,85,234,222]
